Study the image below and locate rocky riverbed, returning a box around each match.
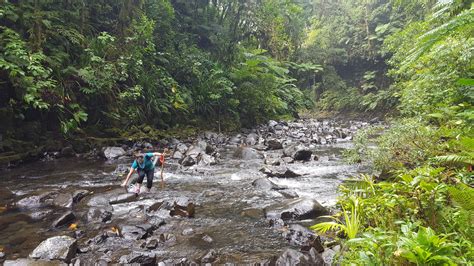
[0,118,377,265]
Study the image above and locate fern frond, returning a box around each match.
[433,154,474,166]
[448,184,474,211]
[310,222,345,234]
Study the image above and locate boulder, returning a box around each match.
[245,133,259,145]
[102,147,126,160]
[197,153,216,166]
[180,156,196,167]
[87,207,112,223]
[182,228,194,236]
[121,225,149,240]
[29,236,77,263]
[119,252,156,265]
[17,191,58,209]
[172,151,184,160]
[53,193,73,208]
[266,139,283,150]
[273,248,324,265]
[185,145,204,157]
[279,190,299,199]
[109,193,137,205]
[283,145,313,161]
[283,224,324,253]
[264,198,328,221]
[72,190,89,204]
[251,178,283,190]
[260,166,301,178]
[170,197,195,218]
[52,211,75,228]
[322,248,337,265]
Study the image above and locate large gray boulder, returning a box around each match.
[52,211,75,228]
[264,198,328,221]
[29,236,77,263]
[283,145,313,161]
[102,147,126,160]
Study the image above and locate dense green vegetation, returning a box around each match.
[314,1,474,264]
[0,0,473,263]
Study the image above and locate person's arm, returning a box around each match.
[121,167,136,187]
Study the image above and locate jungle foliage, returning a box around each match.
[313,1,474,264]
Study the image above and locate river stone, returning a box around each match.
[251,178,284,190]
[109,193,137,204]
[266,139,283,150]
[283,224,324,253]
[202,235,214,243]
[245,133,259,145]
[197,153,216,166]
[180,156,196,166]
[172,151,184,160]
[72,190,89,203]
[87,195,109,207]
[119,252,156,265]
[170,197,195,218]
[182,228,194,236]
[87,207,112,223]
[279,190,299,199]
[52,211,76,228]
[273,248,324,266]
[201,249,218,263]
[322,248,336,265]
[29,236,77,263]
[17,191,58,209]
[102,147,126,160]
[185,145,203,157]
[53,193,73,208]
[264,198,328,221]
[283,145,313,161]
[121,225,149,240]
[260,166,301,178]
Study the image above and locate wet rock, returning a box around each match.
[182,228,194,236]
[260,166,301,178]
[87,207,113,223]
[170,197,195,218]
[145,238,158,249]
[279,190,299,199]
[273,248,324,266]
[87,195,109,207]
[202,235,214,244]
[119,251,156,265]
[266,139,283,150]
[60,146,76,158]
[268,120,278,128]
[283,145,313,161]
[245,133,259,145]
[102,147,126,160]
[17,191,58,209]
[113,163,130,176]
[282,157,295,164]
[197,153,216,166]
[52,211,76,228]
[30,209,53,220]
[264,198,328,221]
[172,151,184,160]
[283,224,324,253]
[175,143,188,154]
[264,157,281,166]
[147,200,164,212]
[251,178,283,190]
[234,147,263,160]
[159,233,176,244]
[72,190,89,204]
[185,144,204,157]
[181,156,196,166]
[322,248,336,265]
[109,193,137,205]
[121,225,149,240]
[53,193,73,208]
[29,236,77,263]
[201,249,217,263]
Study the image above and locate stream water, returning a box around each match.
[0,119,371,264]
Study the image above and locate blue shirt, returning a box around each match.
[131,152,155,171]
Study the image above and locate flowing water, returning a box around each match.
[0,119,370,263]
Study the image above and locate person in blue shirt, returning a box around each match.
[120,150,164,194]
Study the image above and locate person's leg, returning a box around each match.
[136,169,145,193]
[145,168,154,192]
